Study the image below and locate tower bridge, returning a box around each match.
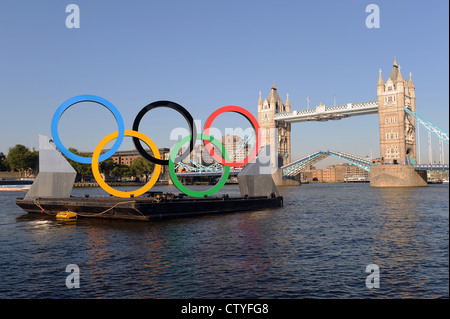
[176,58,448,186]
[258,58,423,168]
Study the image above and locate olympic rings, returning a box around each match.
[51,96,261,198]
[169,134,230,198]
[51,95,125,164]
[92,130,161,198]
[132,100,196,166]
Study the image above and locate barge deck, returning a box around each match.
[16,193,283,221]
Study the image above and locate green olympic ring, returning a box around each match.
[169,134,231,198]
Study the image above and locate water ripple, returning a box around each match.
[0,184,448,298]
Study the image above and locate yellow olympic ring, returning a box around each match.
[91,130,162,198]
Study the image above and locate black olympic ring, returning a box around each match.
[132,100,197,165]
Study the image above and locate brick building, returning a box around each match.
[302,163,369,183]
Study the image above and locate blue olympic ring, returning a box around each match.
[51,95,125,164]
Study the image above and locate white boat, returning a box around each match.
[0,179,33,191]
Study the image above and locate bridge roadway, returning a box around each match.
[274,100,379,123]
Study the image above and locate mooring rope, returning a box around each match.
[34,198,56,216]
[75,200,140,218]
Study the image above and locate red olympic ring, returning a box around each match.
[203,105,261,167]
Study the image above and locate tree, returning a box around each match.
[99,158,115,181]
[130,157,155,182]
[0,152,9,171]
[28,150,39,172]
[5,144,38,176]
[110,164,132,180]
[66,148,92,182]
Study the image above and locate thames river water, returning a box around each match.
[0,183,448,299]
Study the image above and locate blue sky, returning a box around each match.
[0,0,448,167]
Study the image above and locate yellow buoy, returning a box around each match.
[56,211,77,221]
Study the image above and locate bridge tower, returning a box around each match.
[258,83,291,166]
[377,58,417,164]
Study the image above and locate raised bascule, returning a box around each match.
[178,58,449,187]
